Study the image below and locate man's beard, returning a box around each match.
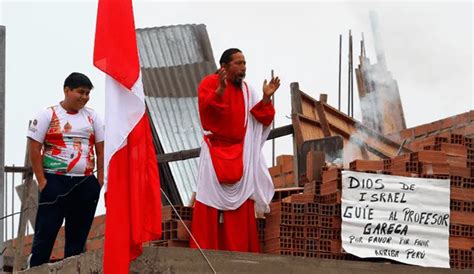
[231,73,245,87]
[232,79,242,86]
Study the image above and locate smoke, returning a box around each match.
[358,86,382,132]
[361,3,472,127]
[361,60,406,135]
[344,123,371,167]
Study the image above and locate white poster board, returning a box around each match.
[341,171,450,268]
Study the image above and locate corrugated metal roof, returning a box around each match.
[137,24,215,68]
[141,62,216,97]
[145,96,202,204]
[137,24,217,205]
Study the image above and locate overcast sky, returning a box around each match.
[0,0,472,220]
[1,0,472,165]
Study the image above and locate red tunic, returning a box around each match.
[198,74,274,144]
[191,74,275,252]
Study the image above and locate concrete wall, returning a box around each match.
[2,214,106,270]
[20,247,471,274]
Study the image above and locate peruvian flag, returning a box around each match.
[93,0,162,273]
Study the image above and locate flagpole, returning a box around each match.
[159,189,217,274]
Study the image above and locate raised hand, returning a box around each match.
[216,68,227,96]
[262,76,280,103]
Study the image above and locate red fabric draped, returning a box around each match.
[93,0,162,273]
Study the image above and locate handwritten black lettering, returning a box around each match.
[375,249,399,258]
[363,223,408,235]
[343,205,374,220]
[388,211,398,221]
[348,235,363,244]
[374,178,384,190]
[399,182,415,191]
[414,239,430,247]
[368,236,392,244]
[402,208,449,226]
[348,176,384,190]
[348,176,360,189]
[399,237,410,245]
[369,192,407,203]
[405,249,425,259]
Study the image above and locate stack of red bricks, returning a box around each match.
[6,133,472,269]
[260,134,473,269]
[3,214,107,265]
[262,174,352,260]
[302,150,325,194]
[150,205,193,248]
[448,136,474,269]
[84,215,106,255]
[268,155,296,189]
[269,154,304,202]
[349,134,474,269]
[4,234,34,265]
[262,201,293,256]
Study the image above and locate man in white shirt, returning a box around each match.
[27,72,104,267]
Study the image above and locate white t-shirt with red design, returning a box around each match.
[27,104,105,176]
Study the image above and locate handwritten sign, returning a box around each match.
[341,171,450,268]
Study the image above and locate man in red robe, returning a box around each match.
[190,48,280,252]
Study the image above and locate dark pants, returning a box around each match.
[30,173,101,267]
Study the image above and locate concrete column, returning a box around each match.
[0,25,6,269]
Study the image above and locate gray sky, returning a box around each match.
[0,0,472,165]
[0,0,472,219]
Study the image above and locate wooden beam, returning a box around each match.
[7,125,294,170]
[290,82,303,115]
[292,115,305,150]
[315,101,331,137]
[267,124,293,140]
[296,113,350,139]
[157,148,200,163]
[14,138,34,271]
[15,182,37,228]
[4,166,31,173]
[157,124,293,163]
[321,101,411,155]
[319,94,328,103]
[290,88,411,158]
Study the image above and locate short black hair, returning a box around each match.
[219,48,242,66]
[64,72,94,90]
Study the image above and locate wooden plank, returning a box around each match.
[292,115,305,149]
[157,148,200,163]
[15,181,38,228]
[315,101,331,137]
[302,99,317,120]
[297,113,350,139]
[14,138,33,271]
[290,82,303,115]
[319,94,328,103]
[355,59,367,98]
[267,124,293,140]
[295,115,325,144]
[360,143,370,160]
[322,101,411,156]
[4,166,31,173]
[288,88,411,160]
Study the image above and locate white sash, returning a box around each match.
[196,83,274,214]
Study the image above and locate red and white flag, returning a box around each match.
[93,0,162,273]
